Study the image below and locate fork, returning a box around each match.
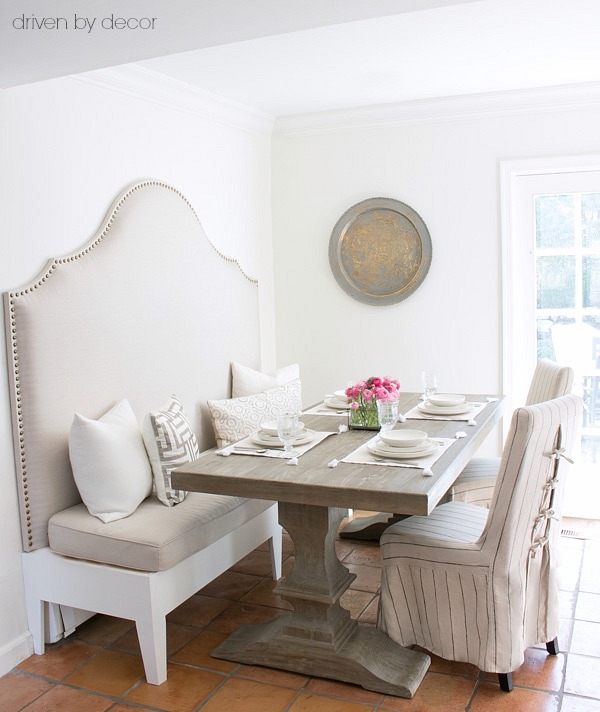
[371,456,421,466]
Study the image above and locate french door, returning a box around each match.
[502,157,600,518]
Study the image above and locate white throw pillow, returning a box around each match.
[141,395,198,506]
[68,399,153,523]
[231,361,300,398]
[208,379,302,448]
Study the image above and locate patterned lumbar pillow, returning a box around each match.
[208,379,302,449]
[142,395,199,506]
[69,399,153,523]
[231,361,300,398]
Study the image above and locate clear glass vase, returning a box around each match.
[348,400,380,430]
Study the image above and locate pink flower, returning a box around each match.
[346,376,401,410]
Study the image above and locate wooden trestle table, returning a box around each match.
[172,392,504,698]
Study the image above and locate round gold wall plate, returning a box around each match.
[329,197,432,305]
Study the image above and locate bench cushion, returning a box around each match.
[48,493,273,572]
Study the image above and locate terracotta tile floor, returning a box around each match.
[3,514,600,711]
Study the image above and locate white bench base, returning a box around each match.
[22,503,281,684]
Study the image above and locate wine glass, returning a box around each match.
[277,412,300,457]
[421,371,438,401]
[376,399,399,433]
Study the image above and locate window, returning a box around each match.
[502,157,600,519]
[535,192,600,361]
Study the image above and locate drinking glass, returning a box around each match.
[376,399,399,432]
[277,412,300,456]
[421,371,439,400]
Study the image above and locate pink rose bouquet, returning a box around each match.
[345,376,400,428]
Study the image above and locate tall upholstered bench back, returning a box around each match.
[4,181,261,552]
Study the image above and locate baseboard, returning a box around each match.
[0,630,33,677]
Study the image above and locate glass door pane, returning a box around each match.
[534,190,600,516]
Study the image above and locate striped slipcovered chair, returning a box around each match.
[378,394,581,691]
[447,359,574,507]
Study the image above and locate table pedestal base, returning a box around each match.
[212,615,429,698]
[211,502,429,698]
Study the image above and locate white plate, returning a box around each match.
[379,429,428,448]
[418,401,474,416]
[427,393,466,407]
[371,437,438,454]
[323,396,351,410]
[368,439,440,459]
[333,390,351,403]
[249,428,316,447]
[260,420,305,436]
[255,427,309,442]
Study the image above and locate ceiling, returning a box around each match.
[3,0,600,117]
[0,0,479,89]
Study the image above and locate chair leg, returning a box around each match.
[546,637,559,655]
[498,672,513,692]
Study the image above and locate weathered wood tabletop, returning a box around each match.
[174,392,504,516]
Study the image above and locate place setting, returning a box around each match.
[218,412,334,460]
[341,427,455,475]
[402,372,487,423]
[303,389,353,416]
[405,392,488,423]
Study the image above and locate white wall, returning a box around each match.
[0,70,274,675]
[272,104,600,428]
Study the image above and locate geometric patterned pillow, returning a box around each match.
[208,379,302,449]
[141,395,199,506]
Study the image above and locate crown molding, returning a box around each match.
[69,68,600,137]
[274,82,600,135]
[71,64,275,135]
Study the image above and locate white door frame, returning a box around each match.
[500,153,600,429]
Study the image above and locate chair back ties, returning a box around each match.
[530,535,549,559]
[551,447,573,464]
[535,507,558,524]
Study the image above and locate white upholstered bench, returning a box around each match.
[5,181,282,684]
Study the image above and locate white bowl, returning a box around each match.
[260,420,305,437]
[427,393,466,407]
[333,390,351,404]
[379,429,428,448]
